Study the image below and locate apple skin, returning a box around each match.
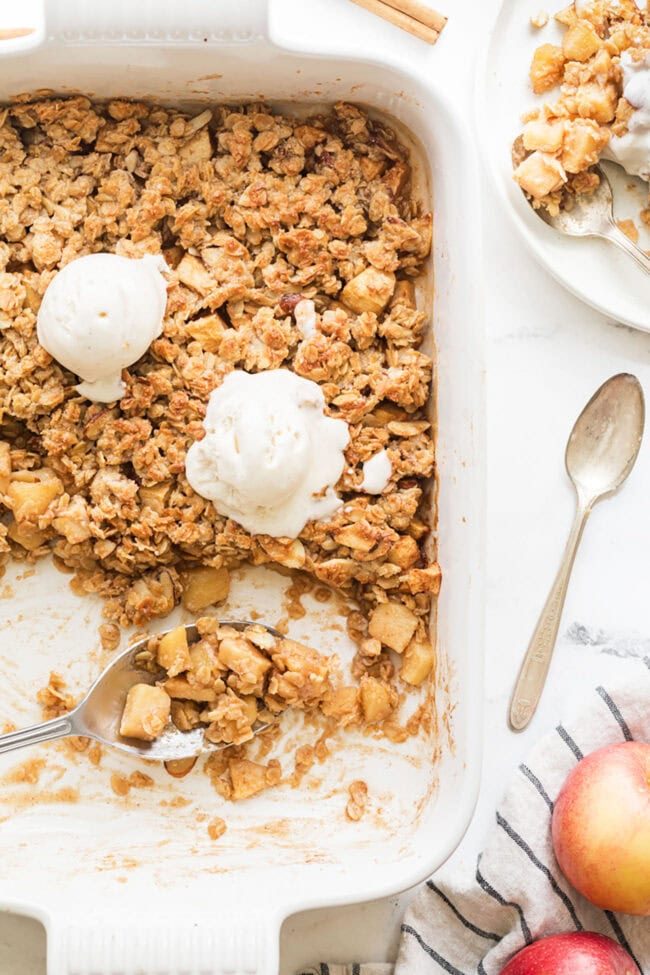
[551,741,650,915]
[499,933,639,975]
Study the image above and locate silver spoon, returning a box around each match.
[0,620,276,761]
[536,166,650,275]
[509,373,645,732]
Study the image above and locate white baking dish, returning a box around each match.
[0,2,485,972]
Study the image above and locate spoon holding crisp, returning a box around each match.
[535,166,650,275]
[0,620,288,762]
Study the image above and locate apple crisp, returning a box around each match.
[121,619,410,756]
[0,96,438,701]
[122,620,339,747]
[513,0,650,217]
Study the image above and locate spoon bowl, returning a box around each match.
[566,372,645,504]
[0,619,278,762]
[537,165,616,240]
[535,166,650,276]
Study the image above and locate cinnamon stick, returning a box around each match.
[349,0,446,44]
[381,0,447,33]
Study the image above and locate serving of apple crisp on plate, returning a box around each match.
[0,96,438,803]
[512,0,650,220]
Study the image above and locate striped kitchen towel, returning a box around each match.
[302,660,650,975]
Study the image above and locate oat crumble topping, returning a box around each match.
[37,670,76,718]
[0,96,440,801]
[345,779,369,821]
[531,10,551,28]
[207,816,227,840]
[0,97,437,646]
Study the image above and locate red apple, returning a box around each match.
[499,933,639,975]
[552,741,650,915]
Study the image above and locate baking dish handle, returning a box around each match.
[0,0,271,53]
[46,913,281,975]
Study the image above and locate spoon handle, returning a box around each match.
[604,223,650,275]
[509,501,590,731]
[0,714,74,755]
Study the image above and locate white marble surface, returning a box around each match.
[2,1,650,971]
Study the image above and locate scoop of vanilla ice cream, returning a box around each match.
[360,449,392,494]
[37,252,168,403]
[607,51,650,181]
[185,369,350,538]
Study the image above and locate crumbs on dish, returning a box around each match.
[513,0,650,228]
[0,96,439,801]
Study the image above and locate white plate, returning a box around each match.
[479,0,650,331]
